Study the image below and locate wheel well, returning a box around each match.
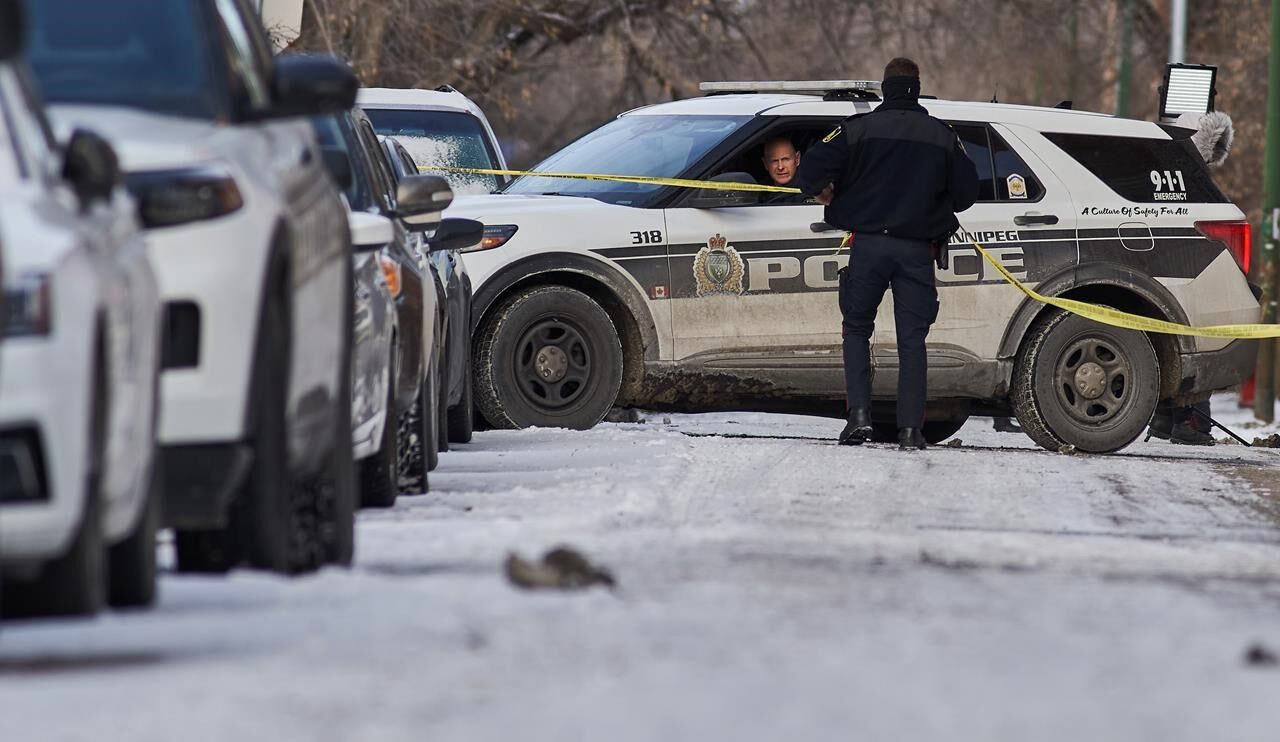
[90,314,110,473]
[243,224,293,433]
[1019,284,1182,400]
[476,271,646,404]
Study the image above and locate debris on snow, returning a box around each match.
[944,439,963,448]
[1057,443,1078,455]
[604,407,644,424]
[504,546,616,591]
[1250,433,1280,448]
[1244,643,1278,667]
[919,550,981,571]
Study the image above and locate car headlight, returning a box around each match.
[3,274,52,337]
[462,224,518,253]
[125,166,243,229]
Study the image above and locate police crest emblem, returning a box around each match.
[693,233,745,297]
[1007,173,1028,199]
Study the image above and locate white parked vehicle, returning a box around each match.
[359,86,508,196]
[28,0,360,573]
[0,3,163,616]
[448,81,1260,453]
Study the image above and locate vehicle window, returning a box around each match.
[950,124,1043,202]
[990,130,1043,201]
[212,0,273,113]
[311,115,375,211]
[951,124,996,201]
[689,123,833,207]
[24,0,222,120]
[397,149,417,180]
[364,108,501,195]
[1044,132,1228,203]
[504,114,750,206]
[358,121,396,209]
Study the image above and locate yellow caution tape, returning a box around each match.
[417,162,1276,339]
[419,165,802,194]
[972,241,1280,338]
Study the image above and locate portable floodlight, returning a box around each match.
[1160,63,1217,119]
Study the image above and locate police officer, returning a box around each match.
[795,57,979,449]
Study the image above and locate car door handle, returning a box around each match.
[1014,213,1059,226]
[810,222,842,233]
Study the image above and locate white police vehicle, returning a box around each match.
[450,80,1259,453]
[0,2,163,616]
[31,0,359,573]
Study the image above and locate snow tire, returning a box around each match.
[1011,308,1159,453]
[475,286,622,430]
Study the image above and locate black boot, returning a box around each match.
[1149,405,1215,445]
[898,427,927,450]
[993,416,1023,434]
[838,408,873,446]
[1146,406,1174,441]
[1170,414,1215,446]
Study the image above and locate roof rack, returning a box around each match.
[699,80,882,101]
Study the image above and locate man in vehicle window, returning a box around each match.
[761,136,807,204]
[795,57,979,450]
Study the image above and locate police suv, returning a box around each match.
[450,81,1259,453]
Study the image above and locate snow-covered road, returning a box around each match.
[4,397,1280,741]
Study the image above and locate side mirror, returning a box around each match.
[429,218,483,253]
[0,0,24,62]
[347,211,393,253]
[685,172,760,208]
[320,146,353,192]
[62,129,120,210]
[264,54,358,120]
[395,174,453,233]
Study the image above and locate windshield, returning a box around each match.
[504,114,750,206]
[24,0,219,120]
[364,108,501,195]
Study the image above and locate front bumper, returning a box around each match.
[0,338,92,562]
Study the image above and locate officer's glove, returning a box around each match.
[931,242,949,271]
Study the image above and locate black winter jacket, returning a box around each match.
[795,78,980,242]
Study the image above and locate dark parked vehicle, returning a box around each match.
[382,137,482,445]
[312,109,449,501]
[344,209,400,507]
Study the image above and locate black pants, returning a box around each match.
[838,233,939,429]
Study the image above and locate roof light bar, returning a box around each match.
[699,80,882,94]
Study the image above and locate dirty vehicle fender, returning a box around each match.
[471,252,661,363]
[997,261,1195,397]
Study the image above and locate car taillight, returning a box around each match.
[1195,219,1251,275]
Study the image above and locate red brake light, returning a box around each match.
[1195,219,1251,275]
